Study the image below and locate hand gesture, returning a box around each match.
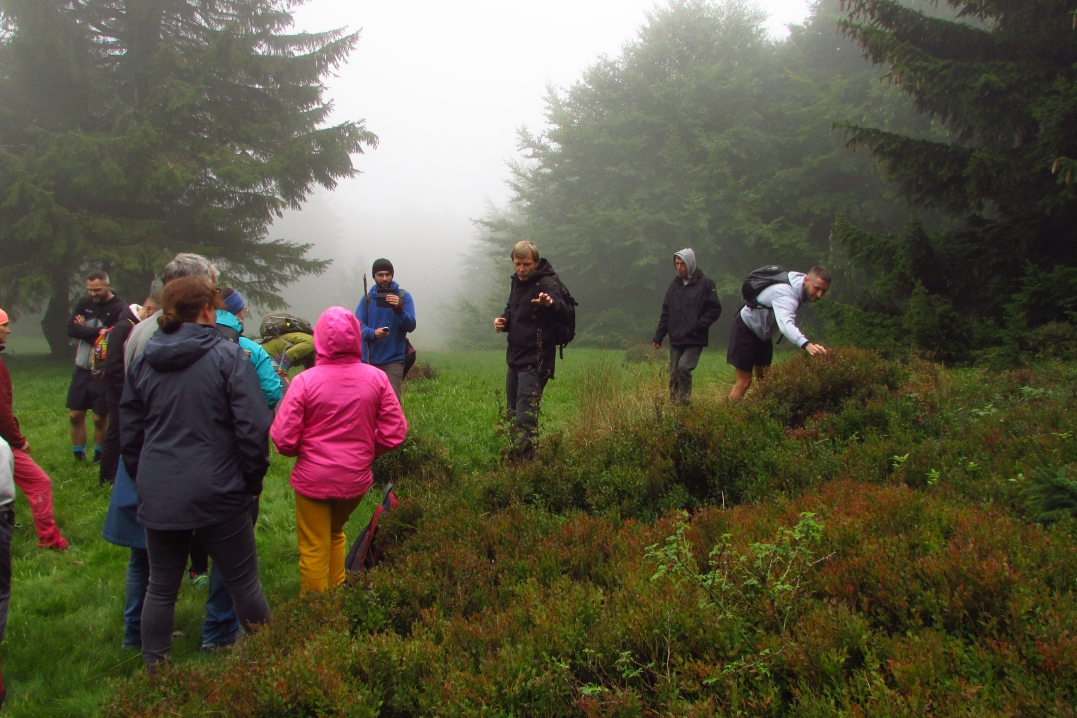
[493,317,507,333]
[74,315,87,326]
[805,342,828,356]
[374,327,389,340]
[385,293,400,308]
[652,341,662,350]
[531,292,553,307]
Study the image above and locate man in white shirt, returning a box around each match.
[728,266,831,400]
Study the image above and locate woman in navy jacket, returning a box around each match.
[120,276,272,669]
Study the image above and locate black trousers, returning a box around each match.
[0,504,13,643]
[506,367,549,461]
[142,508,270,666]
[99,404,121,485]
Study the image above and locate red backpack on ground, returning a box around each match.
[345,483,398,573]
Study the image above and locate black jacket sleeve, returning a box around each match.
[537,276,569,323]
[696,278,723,332]
[223,346,272,496]
[653,285,671,345]
[104,319,134,395]
[119,360,147,482]
[67,298,100,341]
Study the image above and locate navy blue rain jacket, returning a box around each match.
[120,322,272,531]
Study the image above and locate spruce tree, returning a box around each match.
[0,0,375,355]
[829,0,1077,358]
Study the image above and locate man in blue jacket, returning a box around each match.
[355,258,416,400]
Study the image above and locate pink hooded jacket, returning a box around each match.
[270,307,407,500]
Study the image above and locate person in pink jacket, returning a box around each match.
[270,306,407,593]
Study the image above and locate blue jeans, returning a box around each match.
[123,551,240,649]
[201,564,241,648]
[123,548,149,647]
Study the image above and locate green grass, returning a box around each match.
[0,347,738,716]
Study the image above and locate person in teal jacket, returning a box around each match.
[216,289,282,410]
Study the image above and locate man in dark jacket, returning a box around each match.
[494,240,571,461]
[652,248,723,405]
[66,269,126,462]
[98,296,156,486]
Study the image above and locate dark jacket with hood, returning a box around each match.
[653,252,723,347]
[499,258,570,377]
[120,322,272,531]
[103,306,140,410]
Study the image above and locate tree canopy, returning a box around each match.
[828,0,1077,360]
[0,0,375,354]
[463,0,930,348]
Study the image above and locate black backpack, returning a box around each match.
[551,273,578,359]
[741,266,790,309]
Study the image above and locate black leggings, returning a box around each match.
[142,508,270,666]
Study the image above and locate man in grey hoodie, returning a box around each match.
[728,266,831,400]
[652,249,723,404]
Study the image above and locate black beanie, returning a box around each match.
[372,258,394,275]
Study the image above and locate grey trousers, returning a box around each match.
[669,345,703,405]
[506,368,549,461]
[142,508,270,667]
[375,361,405,401]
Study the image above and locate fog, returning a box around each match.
[271,0,813,348]
[3,0,812,350]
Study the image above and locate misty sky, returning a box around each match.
[273,0,814,346]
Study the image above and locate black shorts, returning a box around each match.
[66,367,108,415]
[726,314,773,373]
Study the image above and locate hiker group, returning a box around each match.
[0,242,829,687]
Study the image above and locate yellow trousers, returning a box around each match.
[294,492,365,593]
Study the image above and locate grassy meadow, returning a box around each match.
[0,346,737,716]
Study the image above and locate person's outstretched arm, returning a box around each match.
[770,293,810,348]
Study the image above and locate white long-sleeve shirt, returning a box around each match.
[739,271,810,348]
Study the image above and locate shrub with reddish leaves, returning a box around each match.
[104,352,1077,716]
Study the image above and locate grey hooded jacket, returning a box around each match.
[121,322,271,531]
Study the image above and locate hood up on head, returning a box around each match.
[143,323,221,372]
[674,248,697,281]
[314,306,363,364]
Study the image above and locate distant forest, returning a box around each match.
[451,0,1077,365]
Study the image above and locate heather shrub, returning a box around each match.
[755,347,908,428]
[106,354,1077,715]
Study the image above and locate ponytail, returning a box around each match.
[158,276,221,333]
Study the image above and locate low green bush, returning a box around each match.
[104,350,1077,715]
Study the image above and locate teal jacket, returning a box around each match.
[216,310,283,409]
